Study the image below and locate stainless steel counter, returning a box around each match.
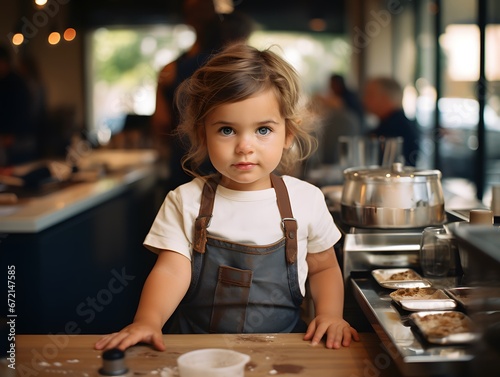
[343,230,423,282]
[351,274,475,376]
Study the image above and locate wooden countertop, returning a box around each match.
[13,333,403,377]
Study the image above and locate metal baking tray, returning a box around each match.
[445,287,481,308]
[371,268,432,289]
[446,287,500,310]
[390,288,457,311]
[409,311,479,344]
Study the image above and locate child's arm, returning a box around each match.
[303,247,360,349]
[94,249,191,351]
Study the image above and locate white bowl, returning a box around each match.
[177,348,250,377]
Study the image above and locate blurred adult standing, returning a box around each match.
[151,0,255,192]
[312,83,361,166]
[329,74,365,133]
[304,89,361,186]
[0,44,37,166]
[363,77,420,167]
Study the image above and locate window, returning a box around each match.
[85,26,350,144]
[86,24,195,144]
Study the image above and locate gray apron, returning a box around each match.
[175,174,304,333]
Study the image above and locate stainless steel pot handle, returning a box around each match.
[391,162,404,174]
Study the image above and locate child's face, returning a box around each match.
[204,89,293,191]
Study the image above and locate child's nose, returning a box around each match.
[235,136,254,154]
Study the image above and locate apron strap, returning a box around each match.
[270,174,298,264]
[193,174,298,264]
[193,176,218,253]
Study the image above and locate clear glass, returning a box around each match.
[419,226,452,278]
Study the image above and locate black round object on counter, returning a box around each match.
[99,348,129,376]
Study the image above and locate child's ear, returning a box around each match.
[284,131,295,149]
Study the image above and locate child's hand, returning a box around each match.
[303,315,360,349]
[94,323,166,351]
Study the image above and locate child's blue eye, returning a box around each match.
[220,127,234,136]
[257,127,271,136]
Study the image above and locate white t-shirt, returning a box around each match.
[144,175,341,295]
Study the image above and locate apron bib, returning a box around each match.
[175,174,304,333]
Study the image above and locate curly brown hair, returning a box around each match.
[175,43,318,177]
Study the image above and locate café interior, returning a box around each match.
[1,0,500,376]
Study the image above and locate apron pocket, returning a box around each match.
[210,265,253,333]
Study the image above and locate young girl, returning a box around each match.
[95,43,358,351]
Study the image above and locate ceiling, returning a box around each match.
[71,0,347,33]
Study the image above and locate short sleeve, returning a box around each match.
[143,189,194,259]
[306,186,342,253]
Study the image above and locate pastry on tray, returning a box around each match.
[371,268,432,289]
[409,311,479,344]
[390,288,457,311]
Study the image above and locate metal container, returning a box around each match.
[446,224,500,376]
[341,163,445,228]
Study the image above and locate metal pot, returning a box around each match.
[340,163,445,228]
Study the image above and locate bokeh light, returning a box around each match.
[11,33,24,46]
[48,32,61,45]
[64,28,77,41]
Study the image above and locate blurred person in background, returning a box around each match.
[363,77,420,167]
[0,44,38,166]
[303,74,361,185]
[315,74,362,166]
[329,74,365,133]
[151,0,255,192]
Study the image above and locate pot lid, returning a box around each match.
[343,163,442,182]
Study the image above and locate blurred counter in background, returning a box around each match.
[0,149,161,334]
[0,149,158,233]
